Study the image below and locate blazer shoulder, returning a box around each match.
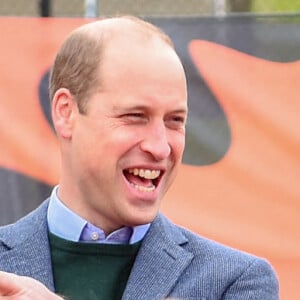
[156,213,278,281]
[148,214,279,299]
[0,199,49,249]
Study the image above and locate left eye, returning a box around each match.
[172,116,185,123]
[166,116,186,130]
[170,115,186,125]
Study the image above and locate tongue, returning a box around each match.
[126,172,153,187]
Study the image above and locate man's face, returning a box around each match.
[67,36,187,233]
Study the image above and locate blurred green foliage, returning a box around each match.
[252,0,300,12]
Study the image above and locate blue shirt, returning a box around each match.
[47,186,150,244]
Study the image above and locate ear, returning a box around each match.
[51,88,78,139]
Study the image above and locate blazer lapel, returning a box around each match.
[122,214,194,300]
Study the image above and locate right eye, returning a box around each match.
[121,113,148,124]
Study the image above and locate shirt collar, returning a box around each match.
[47,186,150,244]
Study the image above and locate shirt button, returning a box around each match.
[91,232,99,241]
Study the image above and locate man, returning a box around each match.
[0,16,279,299]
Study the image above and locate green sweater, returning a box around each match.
[49,232,142,300]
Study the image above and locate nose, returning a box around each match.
[140,122,171,161]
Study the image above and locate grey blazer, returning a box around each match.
[0,200,279,300]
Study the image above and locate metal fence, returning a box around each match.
[1,0,300,17]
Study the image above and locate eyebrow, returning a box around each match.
[170,108,188,115]
[113,105,188,115]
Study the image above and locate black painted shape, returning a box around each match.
[38,69,54,131]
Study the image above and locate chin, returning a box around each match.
[126,211,158,227]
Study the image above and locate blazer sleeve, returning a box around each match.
[223,258,279,300]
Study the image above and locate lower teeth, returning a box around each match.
[133,184,155,192]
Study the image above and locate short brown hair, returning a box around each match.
[49,16,174,113]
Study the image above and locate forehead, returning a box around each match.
[103,41,186,100]
[101,34,185,84]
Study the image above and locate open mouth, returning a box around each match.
[123,168,162,192]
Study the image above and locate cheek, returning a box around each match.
[112,128,143,148]
[71,126,106,169]
[170,134,185,160]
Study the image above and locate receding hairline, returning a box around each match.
[71,15,174,48]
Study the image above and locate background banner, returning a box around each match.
[0,17,299,299]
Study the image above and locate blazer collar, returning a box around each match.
[122,213,194,300]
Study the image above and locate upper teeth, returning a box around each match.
[128,168,160,179]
